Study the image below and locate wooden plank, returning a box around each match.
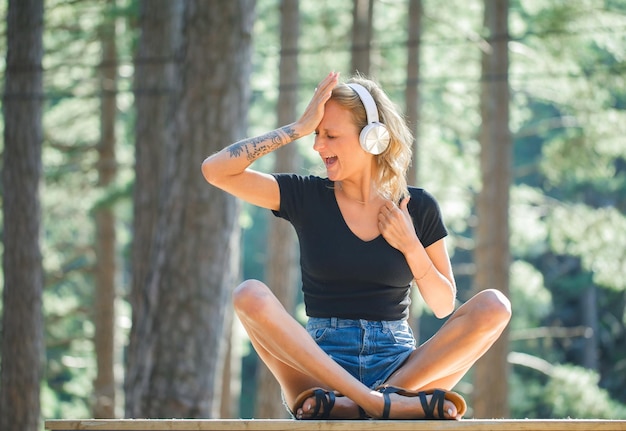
[45,419,626,431]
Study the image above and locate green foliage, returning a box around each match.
[548,204,626,290]
[510,260,552,331]
[510,363,626,419]
[26,0,137,418]
[544,365,626,418]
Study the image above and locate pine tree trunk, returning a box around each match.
[472,0,511,418]
[255,0,299,418]
[404,0,422,187]
[126,0,183,417]
[93,0,118,418]
[404,0,423,340]
[0,1,44,430]
[351,0,374,75]
[581,284,599,370]
[126,0,255,418]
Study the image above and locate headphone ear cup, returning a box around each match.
[360,123,390,155]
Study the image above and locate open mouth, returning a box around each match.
[324,156,338,168]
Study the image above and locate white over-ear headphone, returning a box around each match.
[347,83,390,155]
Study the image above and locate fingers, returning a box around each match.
[313,72,339,102]
[379,197,410,225]
[379,200,402,220]
[399,196,411,213]
[297,72,339,134]
[378,198,415,252]
[378,201,401,238]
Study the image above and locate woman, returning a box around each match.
[202,72,511,420]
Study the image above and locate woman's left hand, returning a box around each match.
[378,197,420,254]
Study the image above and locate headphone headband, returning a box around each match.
[346,83,380,124]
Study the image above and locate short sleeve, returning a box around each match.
[407,188,448,248]
[271,173,304,223]
[271,174,330,229]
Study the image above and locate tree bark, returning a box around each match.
[126,0,183,417]
[351,0,374,75]
[581,284,599,370]
[255,0,300,419]
[404,0,423,341]
[404,0,422,187]
[93,0,118,418]
[472,0,511,418]
[125,0,255,418]
[0,1,45,430]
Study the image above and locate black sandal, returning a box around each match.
[376,385,467,420]
[292,387,337,419]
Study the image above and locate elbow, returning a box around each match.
[433,303,455,319]
[201,157,219,186]
[432,290,456,319]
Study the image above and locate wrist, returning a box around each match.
[401,238,423,260]
[291,118,316,138]
[415,262,433,281]
[280,123,301,143]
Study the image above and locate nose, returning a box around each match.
[313,134,325,153]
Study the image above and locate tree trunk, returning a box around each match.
[93,0,118,418]
[220,309,240,418]
[126,0,183,417]
[351,0,374,75]
[404,0,423,341]
[581,284,599,370]
[472,0,511,418]
[255,0,300,419]
[404,0,422,187]
[125,0,255,418]
[0,1,45,430]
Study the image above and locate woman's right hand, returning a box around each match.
[295,71,340,136]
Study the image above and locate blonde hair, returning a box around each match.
[330,75,413,202]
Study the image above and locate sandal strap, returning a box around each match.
[419,389,446,419]
[358,405,368,419]
[312,388,335,419]
[382,392,391,419]
[377,386,399,419]
[378,385,454,420]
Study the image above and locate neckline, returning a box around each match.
[329,181,382,244]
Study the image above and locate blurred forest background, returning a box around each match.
[1,0,626,429]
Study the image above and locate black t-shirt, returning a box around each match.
[272,174,448,321]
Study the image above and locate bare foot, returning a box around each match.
[381,391,460,419]
[362,389,464,420]
[296,393,363,420]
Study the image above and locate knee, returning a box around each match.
[471,289,512,332]
[232,279,272,319]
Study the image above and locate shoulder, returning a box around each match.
[406,187,447,246]
[271,174,333,221]
[407,187,446,225]
[273,173,332,192]
[407,186,441,209]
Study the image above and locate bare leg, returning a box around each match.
[233,280,370,418]
[385,289,512,391]
[232,279,463,419]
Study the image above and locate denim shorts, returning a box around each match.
[306,317,416,388]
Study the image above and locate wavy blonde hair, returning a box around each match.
[330,75,413,203]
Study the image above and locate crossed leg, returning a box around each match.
[233,279,511,419]
[385,288,512,391]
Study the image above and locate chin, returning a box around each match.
[326,172,340,181]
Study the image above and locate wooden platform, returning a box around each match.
[45,419,626,431]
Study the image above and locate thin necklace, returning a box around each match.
[336,182,377,205]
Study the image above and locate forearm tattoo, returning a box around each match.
[228,125,299,162]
